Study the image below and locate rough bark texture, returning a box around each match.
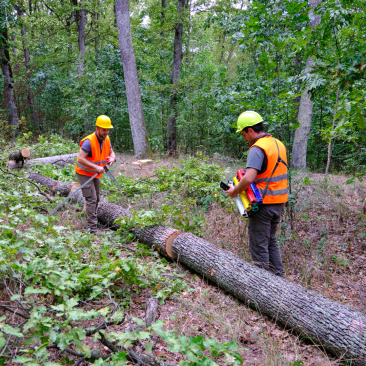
[167,0,186,156]
[115,0,152,159]
[27,171,130,225]
[7,153,78,169]
[0,13,19,138]
[145,298,159,327]
[137,230,366,365]
[290,0,322,171]
[134,225,181,258]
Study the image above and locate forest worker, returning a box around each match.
[224,111,288,277]
[75,115,116,234]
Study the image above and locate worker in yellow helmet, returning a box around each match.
[225,111,288,277]
[75,115,116,234]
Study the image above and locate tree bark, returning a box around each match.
[26,171,131,224]
[325,84,340,175]
[0,8,19,138]
[14,4,37,126]
[167,0,187,156]
[71,0,86,76]
[290,0,322,171]
[137,228,366,366]
[115,0,153,159]
[7,152,79,169]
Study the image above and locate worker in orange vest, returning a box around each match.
[75,115,116,234]
[225,111,288,277]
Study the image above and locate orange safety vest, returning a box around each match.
[249,136,288,204]
[75,132,111,179]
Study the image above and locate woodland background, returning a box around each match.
[1,1,366,365]
[0,0,365,175]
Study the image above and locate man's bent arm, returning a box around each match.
[225,168,257,198]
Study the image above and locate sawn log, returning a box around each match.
[24,170,366,365]
[7,152,78,169]
[135,227,366,365]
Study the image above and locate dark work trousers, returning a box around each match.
[248,203,285,276]
[76,173,100,231]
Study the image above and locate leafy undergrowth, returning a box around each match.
[1,138,365,365]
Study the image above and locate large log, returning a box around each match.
[136,228,366,365]
[24,170,366,365]
[7,153,78,169]
[27,172,130,225]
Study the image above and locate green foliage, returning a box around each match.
[115,157,230,236]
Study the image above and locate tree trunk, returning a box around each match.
[7,152,79,169]
[0,9,19,138]
[325,84,340,175]
[77,1,86,75]
[115,0,152,159]
[14,4,37,126]
[290,0,322,171]
[137,227,366,366]
[167,0,187,156]
[26,171,131,224]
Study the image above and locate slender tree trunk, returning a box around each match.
[77,2,86,75]
[290,0,322,171]
[115,0,152,158]
[0,10,19,138]
[325,84,340,175]
[161,0,168,150]
[168,0,187,156]
[14,5,37,126]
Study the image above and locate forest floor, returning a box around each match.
[111,153,366,366]
[2,151,365,366]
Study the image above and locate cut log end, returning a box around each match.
[21,148,31,158]
[165,231,183,259]
[70,183,80,194]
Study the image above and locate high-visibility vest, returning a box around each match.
[75,133,111,178]
[249,136,288,204]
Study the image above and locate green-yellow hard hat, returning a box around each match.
[236,111,263,132]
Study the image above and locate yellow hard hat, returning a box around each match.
[96,115,113,129]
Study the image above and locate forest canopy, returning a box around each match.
[0,0,365,175]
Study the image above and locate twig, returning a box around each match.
[73,357,85,366]
[0,167,53,203]
[0,304,30,319]
[85,316,125,337]
[135,174,158,185]
[0,335,11,357]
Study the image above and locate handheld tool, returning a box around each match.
[50,173,98,215]
[103,165,123,193]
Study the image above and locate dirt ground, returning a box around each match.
[2,152,365,365]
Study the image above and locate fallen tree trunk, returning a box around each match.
[27,172,130,225]
[22,170,366,365]
[136,227,366,365]
[7,152,78,169]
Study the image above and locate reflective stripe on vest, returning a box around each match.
[249,136,288,204]
[254,173,288,183]
[258,187,289,196]
[75,133,111,178]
